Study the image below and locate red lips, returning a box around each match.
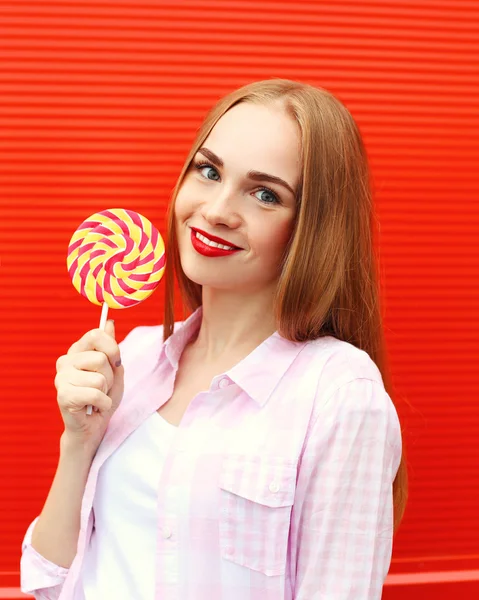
[190,229,242,258]
[191,227,241,250]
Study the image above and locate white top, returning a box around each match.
[81,412,177,599]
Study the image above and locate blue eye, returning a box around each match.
[193,161,281,206]
[195,162,220,181]
[254,188,280,205]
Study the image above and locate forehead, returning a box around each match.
[203,102,301,184]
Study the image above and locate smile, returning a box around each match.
[190,229,242,257]
[191,227,241,249]
[197,231,237,250]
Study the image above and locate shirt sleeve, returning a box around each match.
[291,377,402,600]
[20,516,69,598]
[20,325,152,598]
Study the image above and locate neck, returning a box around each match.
[190,285,278,363]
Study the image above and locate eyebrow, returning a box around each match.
[198,147,296,197]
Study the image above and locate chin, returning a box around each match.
[185,274,234,290]
[181,264,238,290]
[179,259,213,287]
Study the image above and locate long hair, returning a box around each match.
[163,78,408,533]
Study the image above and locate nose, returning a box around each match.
[200,184,242,230]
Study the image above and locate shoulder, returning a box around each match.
[307,335,384,396]
[300,335,391,415]
[118,319,184,373]
[303,336,401,453]
[281,334,384,404]
[115,320,185,398]
[118,323,163,358]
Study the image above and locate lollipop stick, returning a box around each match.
[86,303,109,416]
[99,302,109,331]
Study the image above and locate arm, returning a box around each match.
[20,324,152,598]
[291,378,402,599]
[21,517,69,600]
[31,435,96,567]
[20,437,95,598]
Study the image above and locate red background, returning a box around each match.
[1,1,478,597]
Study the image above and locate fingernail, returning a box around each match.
[115,358,122,367]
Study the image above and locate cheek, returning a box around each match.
[174,188,188,220]
[174,175,199,214]
[174,190,198,232]
[255,217,294,257]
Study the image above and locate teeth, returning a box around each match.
[195,231,235,250]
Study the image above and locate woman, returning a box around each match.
[21,78,408,599]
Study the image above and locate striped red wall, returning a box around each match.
[1,1,478,597]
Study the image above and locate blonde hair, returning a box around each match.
[163,78,408,533]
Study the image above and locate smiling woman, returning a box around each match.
[20,78,408,600]
[159,78,408,589]
[164,76,407,534]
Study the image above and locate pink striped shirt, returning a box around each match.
[21,305,402,599]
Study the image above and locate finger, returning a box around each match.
[104,319,116,340]
[67,328,121,370]
[67,351,114,391]
[62,383,112,413]
[60,367,109,395]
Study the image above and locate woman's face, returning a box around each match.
[175,101,300,294]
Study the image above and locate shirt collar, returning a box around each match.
[161,305,306,407]
[162,306,203,368]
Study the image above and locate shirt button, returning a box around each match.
[162,526,172,539]
[218,378,230,389]
[269,481,280,493]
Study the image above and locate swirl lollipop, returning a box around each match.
[67,208,166,414]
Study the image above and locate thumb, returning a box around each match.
[105,319,116,340]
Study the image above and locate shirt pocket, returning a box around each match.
[218,453,297,576]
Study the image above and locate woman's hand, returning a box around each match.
[55,320,124,453]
